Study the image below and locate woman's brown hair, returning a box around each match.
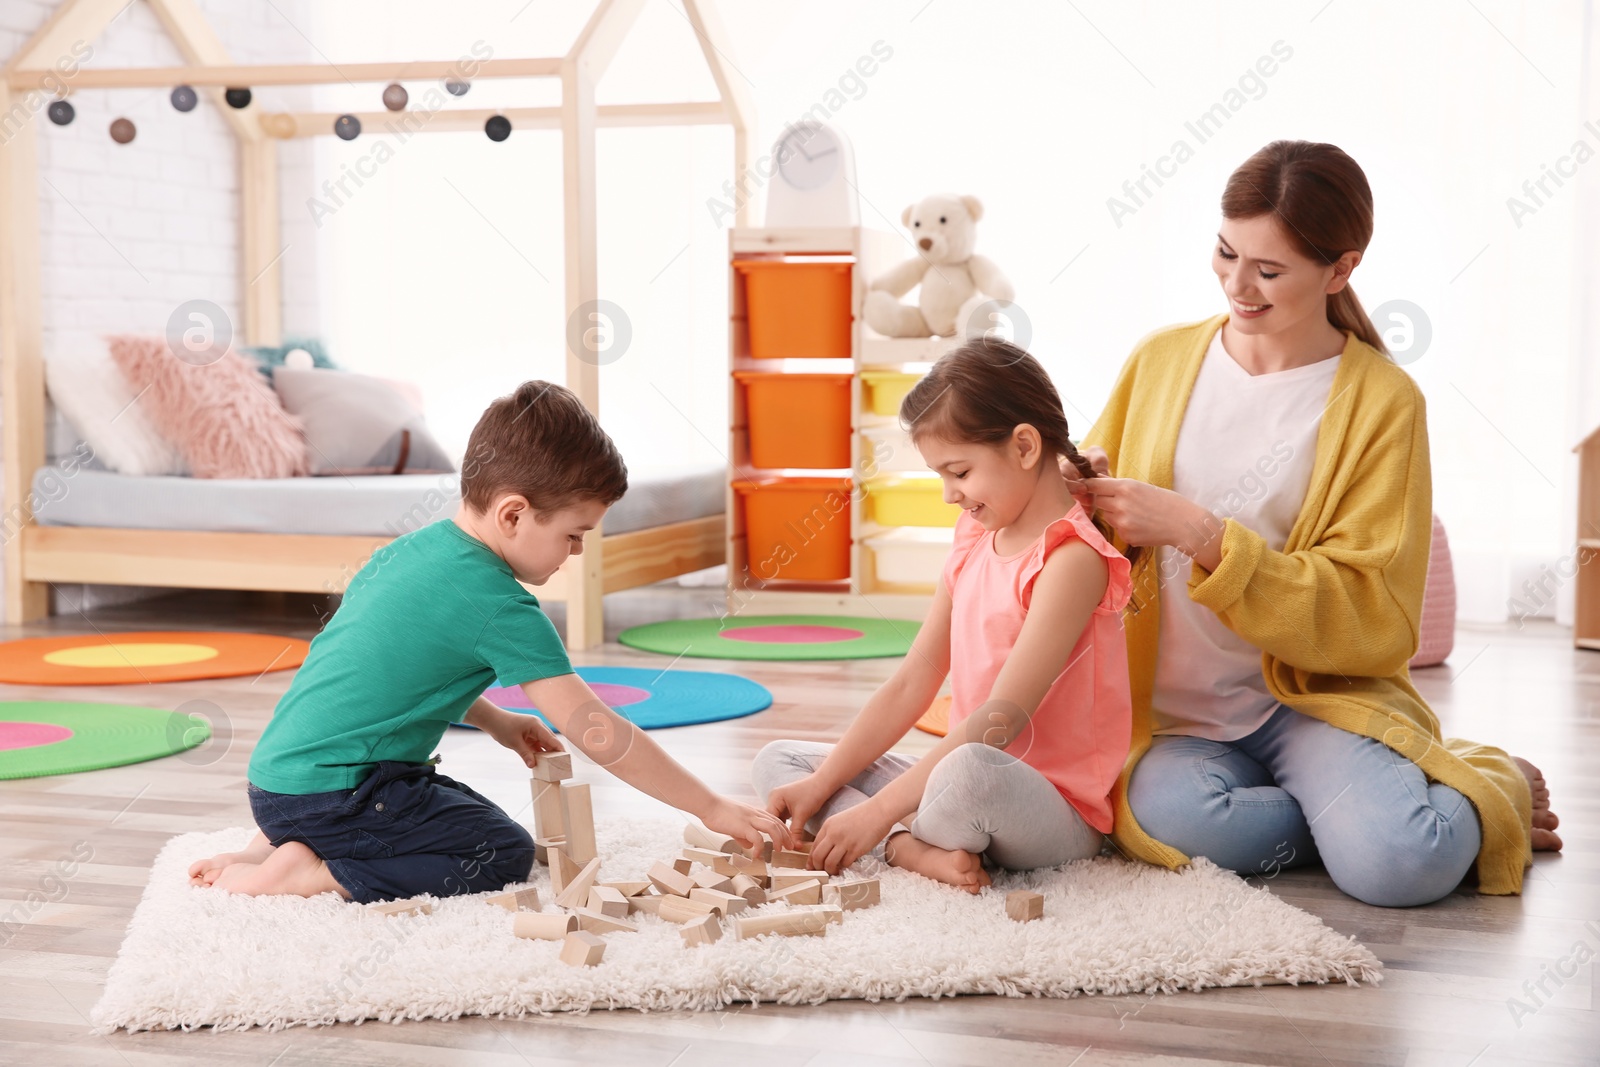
[1221,140,1387,354]
[899,336,1142,570]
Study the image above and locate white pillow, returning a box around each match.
[45,333,187,476]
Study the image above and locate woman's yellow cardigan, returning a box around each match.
[1085,314,1532,895]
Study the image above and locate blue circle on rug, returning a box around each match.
[451,666,771,731]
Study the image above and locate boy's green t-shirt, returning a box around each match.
[248,519,573,794]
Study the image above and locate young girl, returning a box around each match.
[754,338,1135,891]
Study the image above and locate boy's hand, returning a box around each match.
[488,709,565,769]
[809,799,896,875]
[766,773,835,838]
[702,795,796,854]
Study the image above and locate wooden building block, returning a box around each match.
[729,874,767,906]
[531,779,566,842]
[729,855,768,885]
[574,907,639,935]
[548,846,582,895]
[815,904,844,926]
[823,879,880,911]
[670,857,693,876]
[627,892,665,917]
[656,895,718,924]
[559,930,606,967]
[1006,890,1044,923]
[648,861,696,898]
[588,885,630,918]
[369,897,432,917]
[770,869,830,891]
[559,781,596,864]
[733,908,831,940]
[599,880,652,898]
[767,878,822,905]
[532,751,573,782]
[554,856,603,909]
[682,847,738,874]
[771,849,810,869]
[691,868,735,894]
[512,911,577,941]
[689,887,747,915]
[485,887,542,913]
[680,912,722,947]
[683,822,739,854]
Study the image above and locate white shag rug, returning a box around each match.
[91,820,1381,1032]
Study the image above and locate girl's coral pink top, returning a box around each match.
[943,504,1134,833]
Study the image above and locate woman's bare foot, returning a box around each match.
[1513,757,1563,852]
[188,832,276,887]
[210,840,350,899]
[885,831,991,894]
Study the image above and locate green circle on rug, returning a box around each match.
[0,701,211,780]
[618,615,920,660]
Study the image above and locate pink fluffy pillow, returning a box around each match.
[107,334,309,479]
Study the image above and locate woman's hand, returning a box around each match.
[702,796,796,854]
[809,799,897,875]
[486,709,565,768]
[766,773,836,838]
[1081,476,1220,556]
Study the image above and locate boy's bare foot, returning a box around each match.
[211,841,351,899]
[885,831,991,894]
[188,832,276,887]
[1513,757,1563,851]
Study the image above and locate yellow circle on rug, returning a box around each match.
[0,631,310,686]
[43,644,221,669]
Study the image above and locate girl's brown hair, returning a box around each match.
[899,336,1142,570]
[1221,140,1386,354]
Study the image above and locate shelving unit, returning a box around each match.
[724,226,964,618]
[1574,425,1600,650]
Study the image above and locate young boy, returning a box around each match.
[189,380,789,902]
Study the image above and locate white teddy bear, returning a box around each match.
[863,193,1014,339]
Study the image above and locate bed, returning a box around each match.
[0,0,753,649]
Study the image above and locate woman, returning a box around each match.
[1070,140,1560,907]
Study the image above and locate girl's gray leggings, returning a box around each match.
[752,739,1104,870]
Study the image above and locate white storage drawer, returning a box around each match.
[860,423,925,474]
[865,526,955,585]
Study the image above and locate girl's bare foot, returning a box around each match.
[885,831,991,894]
[1513,757,1563,851]
[188,832,276,887]
[211,841,350,899]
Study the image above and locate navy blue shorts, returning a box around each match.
[248,760,535,904]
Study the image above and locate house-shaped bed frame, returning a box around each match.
[0,0,753,649]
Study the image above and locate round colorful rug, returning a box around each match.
[0,701,211,779]
[455,666,772,731]
[0,631,309,685]
[618,615,920,661]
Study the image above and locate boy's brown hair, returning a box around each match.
[460,380,628,517]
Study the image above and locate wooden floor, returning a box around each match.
[0,587,1595,1066]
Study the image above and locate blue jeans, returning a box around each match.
[248,760,535,904]
[1126,705,1481,907]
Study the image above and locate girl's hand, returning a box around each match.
[1080,476,1215,551]
[809,800,897,875]
[702,796,796,854]
[766,773,835,837]
[488,710,565,768]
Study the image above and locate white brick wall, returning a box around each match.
[1,0,321,613]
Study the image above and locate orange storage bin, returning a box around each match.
[734,371,852,469]
[733,476,853,582]
[735,260,853,358]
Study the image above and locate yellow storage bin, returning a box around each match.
[865,475,960,527]
[859,370,923,417]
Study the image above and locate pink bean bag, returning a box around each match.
[1410,514,1456,668]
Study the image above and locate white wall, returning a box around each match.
[308,0,1595,626]
[0,0,319,612]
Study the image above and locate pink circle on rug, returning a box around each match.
[722,624,865,644]
[0,721,73,751]
[483,683,650,710]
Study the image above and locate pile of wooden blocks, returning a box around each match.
[502,752,879,964]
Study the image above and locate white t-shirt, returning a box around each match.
[1151,331,1341,741]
